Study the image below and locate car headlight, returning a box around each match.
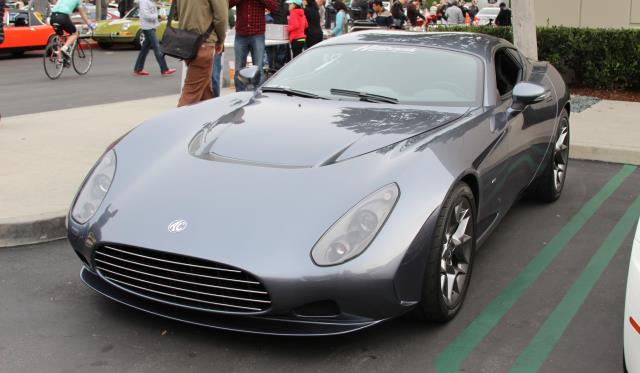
[71,149,116,224]
[311,183,400,266]
[122,22,130,31]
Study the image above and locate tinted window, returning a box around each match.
[265,44,483,107]
[494,48,522,96]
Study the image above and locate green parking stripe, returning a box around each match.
[435,164,637,373]
[510,194,640,373]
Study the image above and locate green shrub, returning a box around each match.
[431,26,640,90]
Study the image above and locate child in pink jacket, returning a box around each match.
[287,0,308,58]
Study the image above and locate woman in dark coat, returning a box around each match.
[303,0,323,49]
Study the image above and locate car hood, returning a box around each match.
[188,92,467,168]
[79,93,464,274]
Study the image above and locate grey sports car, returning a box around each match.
[68,31,570,336]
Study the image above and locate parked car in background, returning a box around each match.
[475,6,499,25]
[72,4,120,38]
[0,9,54,56]
[624,218,640,372]
[92,5,170,49]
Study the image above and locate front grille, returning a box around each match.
[93,245,271,313]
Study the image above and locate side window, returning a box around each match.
[494,48,522,97]
[128,8,139,18]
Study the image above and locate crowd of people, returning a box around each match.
[370,0,512,28]
[0,0,511,107]
[173,0,512,107]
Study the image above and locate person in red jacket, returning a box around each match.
[286,0,307,58]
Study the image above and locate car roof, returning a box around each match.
[321,30,511,58]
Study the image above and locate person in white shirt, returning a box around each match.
[133,0,176,76]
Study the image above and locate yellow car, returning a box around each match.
[93,6,172,49]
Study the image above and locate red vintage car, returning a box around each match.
[1,9,55,56]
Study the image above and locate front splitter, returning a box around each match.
[80,267,385,336]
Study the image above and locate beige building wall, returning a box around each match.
[534,0,640,28]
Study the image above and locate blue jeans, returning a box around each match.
[134,29,169,73]
[234,34,265,91]
[211,52,222,97]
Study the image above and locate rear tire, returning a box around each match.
[528,109,570,203]
[43,37,64,80]
[417,183,476,322]
[133,30,144,49]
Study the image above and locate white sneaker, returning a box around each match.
[61,45,72,57]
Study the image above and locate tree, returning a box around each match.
[511,0,538,60]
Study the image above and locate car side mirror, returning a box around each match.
[505,82,550,122]
[512,82,548,106]
[238,66,261,91]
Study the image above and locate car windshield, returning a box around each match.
[264,44,483,107]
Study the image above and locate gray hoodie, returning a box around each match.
[139,0,160,30]
[445,4,464,24]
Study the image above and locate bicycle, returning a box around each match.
[43,25,93,80]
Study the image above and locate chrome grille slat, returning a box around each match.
[93,245,271,314]
[93,259,268,295]
[105,276,262,311]
[102,245,241,273]
[96,265,271,304]
[96,251,260,285]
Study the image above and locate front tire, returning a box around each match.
[72,38,93,75]
[417,183,476,322]
[43,37,64,80]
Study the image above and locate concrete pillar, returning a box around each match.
[512,0,538,61]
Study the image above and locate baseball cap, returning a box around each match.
[286,0,303,6]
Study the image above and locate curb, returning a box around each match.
[570,144,640,166]
[0,211,68,248]
[1,147,637,249]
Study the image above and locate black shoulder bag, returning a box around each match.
[161,0,215,60]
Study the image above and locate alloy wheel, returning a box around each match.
[440,198,474,308]
[553,121,570,192]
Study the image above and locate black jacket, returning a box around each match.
[304,6,323,47]
[407,3,425,26]
[391,0,406,27]
[495,8,511,26]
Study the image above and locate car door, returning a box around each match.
[491,46,533,208]
[503,49,558,189]
[4,11,33,48]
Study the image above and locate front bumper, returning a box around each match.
[80,266,385,336]
[92,32,136,44]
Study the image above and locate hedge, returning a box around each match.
[432,26,640,90]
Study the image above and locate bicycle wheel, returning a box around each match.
[72,38,93,75]
[43,37,64,80]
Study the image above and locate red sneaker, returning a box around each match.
[134,70,150,76]
[162,68,177,76]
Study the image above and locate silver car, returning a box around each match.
[68,31,571,336]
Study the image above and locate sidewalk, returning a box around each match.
[1,96,639,247]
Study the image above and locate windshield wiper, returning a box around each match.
[261,86,325,99]
[329,88,399,104]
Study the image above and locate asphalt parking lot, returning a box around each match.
[0,160,638,373]
[0,48,181,117]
